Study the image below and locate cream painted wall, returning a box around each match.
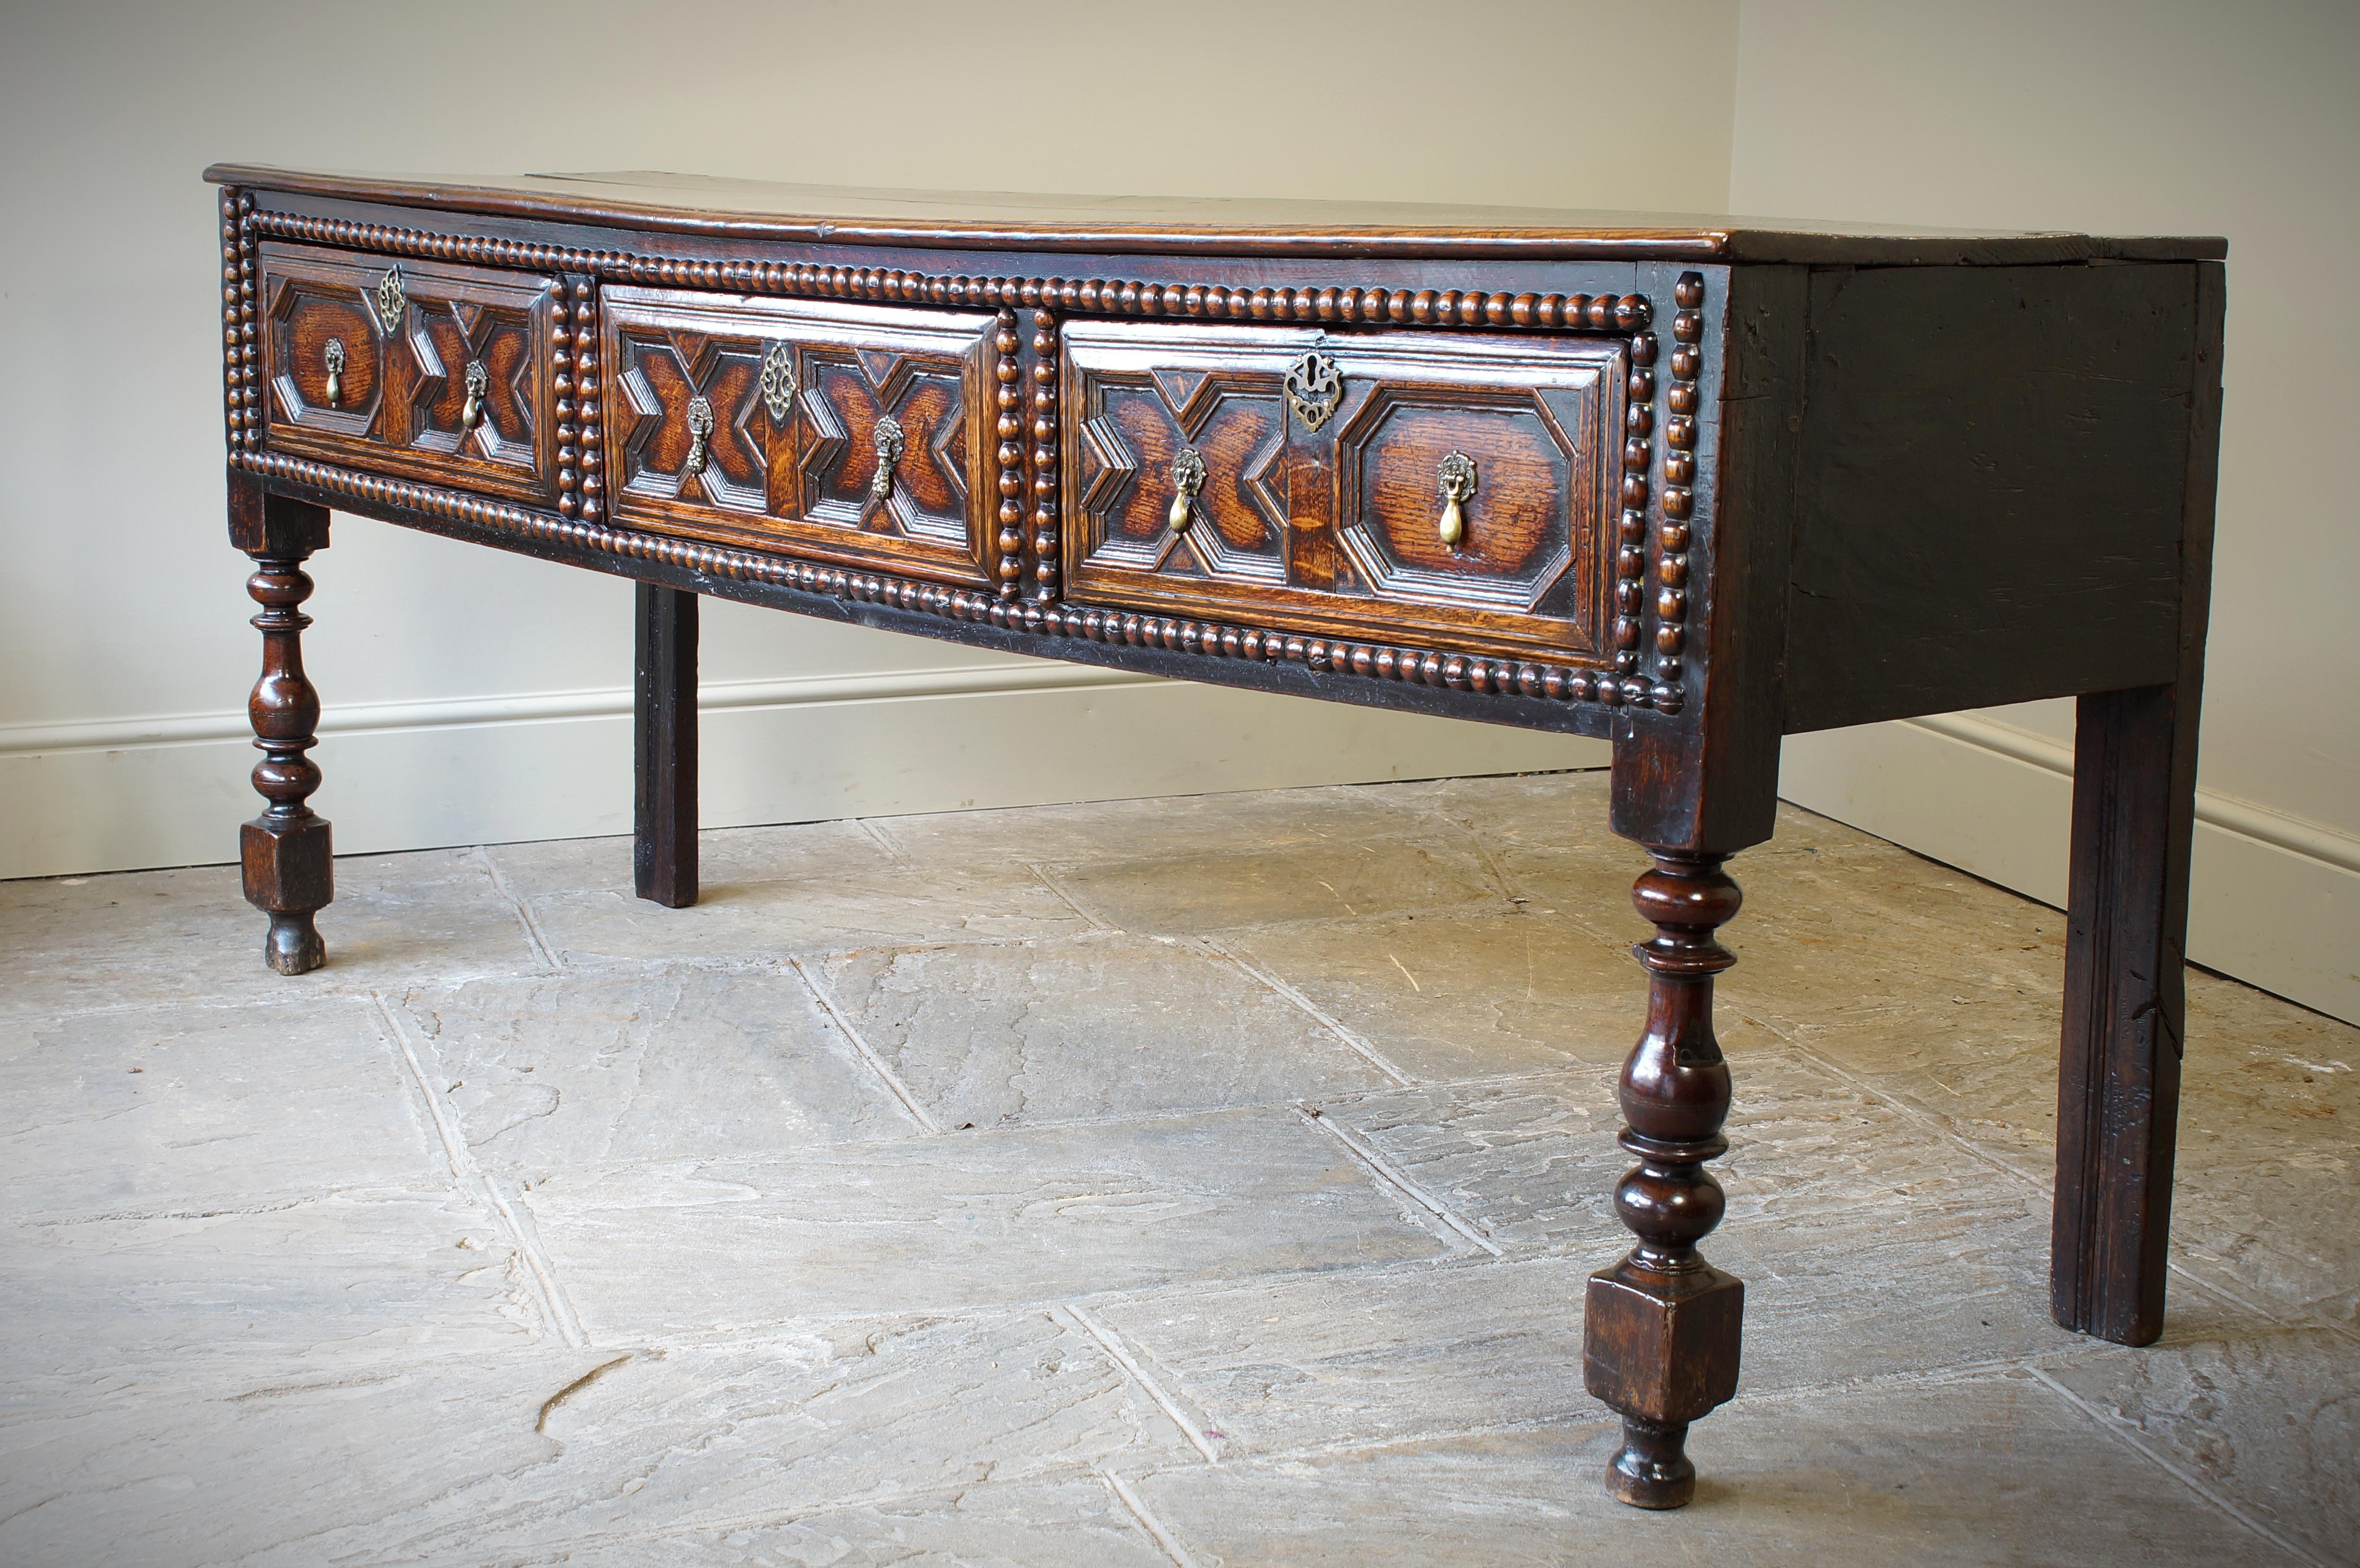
[1731,0,2359,1021]
[0,0,1741,877]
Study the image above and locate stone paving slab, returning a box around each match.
[1424,773,2059,1029]
[486,823,1091,965]
[1790,966,2360,1328]
[1705,1200,2077,1391]
[1042,833,1512,936]
[869,780,1431,871]
[2306,1286,2360,1340]
[1303,1070,1623,1256]
[1126,1371,2307,1567]
[0,1347,616,1568]
[2,771,2352,1565]
[1083,1188,2077,1468]
[520,1108,1459,1339]
[1215,907,1641,1079]
[395,966,921,1171]
[1091,1257,1604,1463]
[1395,769,1905,870]
[0,849,543,1021]
[2105,979,2357,1328]
[1301,1046,1992,1260]
[2037,1324,2360,1567]
[456,1475,1179,1568]
[241,1311,1202,1567]
[0,1188,540,1376]
[1,994,443,1215]
[808,931,1393,1131]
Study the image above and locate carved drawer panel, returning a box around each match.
[257,243,558,503]
[1063,320,1623,662]
[602,287,999,589]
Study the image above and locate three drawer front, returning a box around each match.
[257,243,558,503]
[1064,320,1623,662]
[602,287,999,590]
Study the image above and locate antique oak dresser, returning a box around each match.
[205,164,2225,1509]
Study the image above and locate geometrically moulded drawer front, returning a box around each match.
[602,287,1001,591]
[1062,319,1624,662]
[257,242,559,504]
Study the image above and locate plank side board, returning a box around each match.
[206,164,2226,1509]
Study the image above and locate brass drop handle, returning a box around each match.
[871,415,905,499]
[1437,450,1476,549]
[460,360,489,432]
[683,395,714,477]
[323,339,345,408]
[1168,446,1206,532]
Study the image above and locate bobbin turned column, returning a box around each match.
[228,477,332,974]
[1583,850,1745,1508]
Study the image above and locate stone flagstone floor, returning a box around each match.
[1,771,2353,1567]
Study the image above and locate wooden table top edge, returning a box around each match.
[202,163,2226,265]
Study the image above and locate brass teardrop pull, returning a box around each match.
[1437,450,1476,549]
[683,395,714,477]
[1168,446,1206,532]
[460,360,489,431]
[871,415,905,499]
[323,339,345,408]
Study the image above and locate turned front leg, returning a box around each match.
[231,485,333,974]
[1583,851,1744,1508]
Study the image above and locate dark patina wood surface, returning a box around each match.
[204,165,2225,1509]
[632,582,698,910]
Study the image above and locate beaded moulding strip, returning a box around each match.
[993,308,1024,597]
[1028,308,1060,602]
[245,208,1652,336]
[550,281,580,519]
[230,448,1637,711]
[220,189,261,454]
[1648,272,1707,707]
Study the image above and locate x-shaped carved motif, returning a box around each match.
[1077,369,1287,581]
[617,330,766,506]
[407,298,529,453]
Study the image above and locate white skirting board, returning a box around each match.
[0,663,1606,883]
[1780,715,2360,1027]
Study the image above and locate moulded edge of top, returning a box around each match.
[203,164,2229,266]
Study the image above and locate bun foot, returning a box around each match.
[1607,1417,1696,1508]
[262,911,326,975]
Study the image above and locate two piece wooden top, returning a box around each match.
[205,164,2225,265]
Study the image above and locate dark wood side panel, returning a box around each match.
[1780,263,2201,734]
